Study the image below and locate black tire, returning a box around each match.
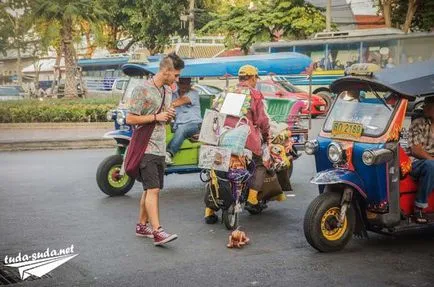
[303,191,355,252]
[96,154,134,196]
[246,206,262,215]
[222,206,239,230]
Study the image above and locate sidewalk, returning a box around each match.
[0,122,115,151]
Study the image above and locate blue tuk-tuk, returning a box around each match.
[303,60,434,252]
[96,53,312,196]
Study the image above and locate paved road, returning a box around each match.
[1,149,433,286]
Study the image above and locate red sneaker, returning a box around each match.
[152,227,178,246]
[136,223,154,238]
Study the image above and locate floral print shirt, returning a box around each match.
[409,116,434,159]
[127,79,172,156]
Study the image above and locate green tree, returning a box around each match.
[390,0,433,32]
[32,0,106,98]
[201,0,326,54]
[92,0,133,53]
[122,0,188,55]
[377,0,433,32]
[0,0,32,86]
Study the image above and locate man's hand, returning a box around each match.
[156,108,176,122]
[411,144,434,160]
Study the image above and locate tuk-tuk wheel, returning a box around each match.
[222,206,239,230]
[303,191,355,252]
[96,154,134,196]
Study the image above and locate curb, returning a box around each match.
[0,122,113,129]
[0,139,115,152]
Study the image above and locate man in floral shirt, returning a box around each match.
[126,53,184,245]
[408,96,434,223]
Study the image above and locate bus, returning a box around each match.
[78,55,129,91]
[252,28,434,106]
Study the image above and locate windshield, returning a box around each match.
[324,89,398,137]
[278,81,305,93]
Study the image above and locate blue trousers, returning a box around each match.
[410,159,434,209]
[167,122,201,156]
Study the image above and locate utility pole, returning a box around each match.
[188,0,195,58]
[326,0,331,32]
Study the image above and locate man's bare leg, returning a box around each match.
[145,188,161,230]
[138,191,148,225]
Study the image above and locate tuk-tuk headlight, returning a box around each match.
[304,140,319,155]
[116,111,125,125]
[362,150,375,166]
[106,110,114,121]
[327,142,344,163]
[362,149,394,166]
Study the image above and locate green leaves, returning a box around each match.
[200,0,326,53]
[0,98,118,123]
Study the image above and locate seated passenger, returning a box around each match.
[165,78,202,164]
[408,96,434,223]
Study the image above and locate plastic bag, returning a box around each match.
[262,143,273,170]
[219,118,250,156]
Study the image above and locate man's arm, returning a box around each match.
[171,96,191,108]
[411,145,434,160]
[252,97,270,142]
[126,112,174,125]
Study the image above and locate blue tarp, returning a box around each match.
[122,53,312,77]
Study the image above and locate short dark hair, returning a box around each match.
[160,52,184,71]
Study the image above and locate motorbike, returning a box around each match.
[96,52,312,196]
[303,60,434,252]
[203,124,298,230]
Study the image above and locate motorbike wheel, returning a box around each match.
[222,206,239,230]
[96,154,134,196]
[303,191,355,252]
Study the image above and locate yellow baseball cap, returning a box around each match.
[238,65,259,77]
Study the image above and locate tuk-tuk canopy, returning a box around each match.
[122,53,312,78]
[331,59,434,100]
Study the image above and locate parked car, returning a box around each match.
[111,78,130,99]
[192,83,222,95]
[256,80,327,117]
[0,86,25,101]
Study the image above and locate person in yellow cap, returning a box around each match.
[205,64,277,224]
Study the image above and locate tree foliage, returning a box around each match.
[201,0,326,54]
[32,0,106,98]
[119,0,188,55]
[377,0,433,32]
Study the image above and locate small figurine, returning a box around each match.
[227,228,250,248]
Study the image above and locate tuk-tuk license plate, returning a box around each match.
[331,121,363,139]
